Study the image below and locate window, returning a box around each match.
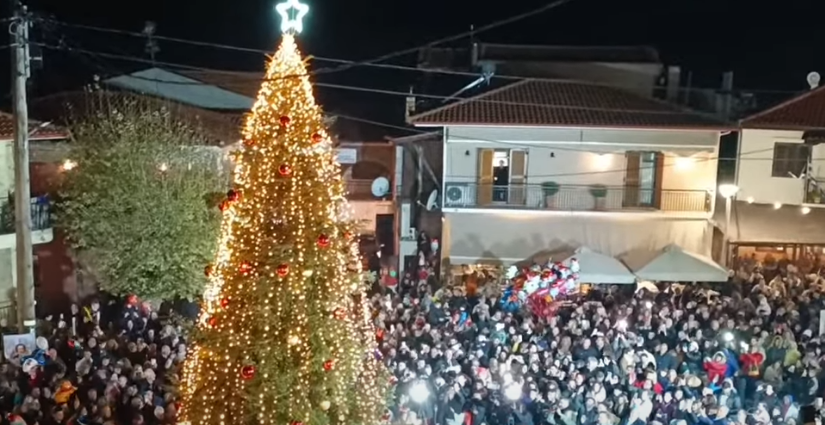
[771,143,810,178]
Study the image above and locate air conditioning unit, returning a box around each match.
[444,184,470,207]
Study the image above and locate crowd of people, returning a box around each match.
[375,248,825,425]
[0,299,185,425]
[0,238,823,425]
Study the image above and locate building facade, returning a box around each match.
[409,79,730,267]
[718,84,825,262]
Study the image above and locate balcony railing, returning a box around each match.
[0,196,52,234]
[443,182,710,213]
[344,179,394,201]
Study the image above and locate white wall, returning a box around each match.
[0,141,14,197]
[736,128,825,206]
[446,126,720,149]
[445,142,717,192]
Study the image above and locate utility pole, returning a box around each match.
[11,4,35,332]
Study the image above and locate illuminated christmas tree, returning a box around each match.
[178,2,390,424]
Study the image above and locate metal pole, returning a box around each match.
[11,6,35,332]
[723,196,732,268]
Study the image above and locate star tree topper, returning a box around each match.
[276,0,310,34]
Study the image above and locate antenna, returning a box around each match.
[143,21,159,62]
[807,72,821,90]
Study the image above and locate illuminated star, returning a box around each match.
[275,0,310,34]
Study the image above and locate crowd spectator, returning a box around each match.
[376,246,825,425]
[0,297,185,425]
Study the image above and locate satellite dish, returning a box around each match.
[371,177,390,197]
[426,190,439,211]
[808,72,821,90]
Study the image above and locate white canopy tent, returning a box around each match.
[522,246,636,284]
[622,244,729,282]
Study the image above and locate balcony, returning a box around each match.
[443,182,710,213]
[344,179,394,201]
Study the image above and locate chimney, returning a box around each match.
[666,66,681,103]
[405,87,416,121]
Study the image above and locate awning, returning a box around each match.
[516,246,636,284]
[563,247,636,284]
[621,244,728,282]
[713,200,825,244]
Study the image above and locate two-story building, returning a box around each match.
[409,79,731,270]
[0,113,65,321]
[719,84,825,262]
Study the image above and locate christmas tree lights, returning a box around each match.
[178,10,389,424]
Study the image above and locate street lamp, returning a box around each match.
[719,184,739,268]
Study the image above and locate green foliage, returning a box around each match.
[589,184,608,198]
[56,98,226,300]
[541,181,560,196]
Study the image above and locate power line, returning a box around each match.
[38,18,804,96]
[38,0,578,78]
[35,42,749,117]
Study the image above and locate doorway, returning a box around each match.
[623,151,663,208]
[492,151,510,203]
[375,214,395,258]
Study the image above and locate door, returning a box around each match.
[375,214,395,258]
[509,150,527,205]
[477,149,494,206]
[652,153,665,209]
[623,152,641,207]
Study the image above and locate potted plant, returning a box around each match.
[541,181,560,209]
[589,184,608,210]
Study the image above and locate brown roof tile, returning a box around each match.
[0,112,67,141]
[408,79,730,130]
[740,86,825,130]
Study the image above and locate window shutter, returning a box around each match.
[477,149,494,206]
[509,150,527,205]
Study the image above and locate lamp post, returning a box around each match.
[718,184,739,268]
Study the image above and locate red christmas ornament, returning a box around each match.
[311,132,324,144]
[240,365,256,380]
[208,317,218,328]
[317,234,330,248]
[344,231,353,240]
[278,164,292,176]
[204,264,213,277]
[227,189,241,202]
[279,115,291,127]
[239,262,253,275]
[333,308,346,320]
[219,200,231,212]
[220,298,230,309]
[277,264,290,278]
[323,359,335,371]
[290,422,304,425]
[375,328,385,341]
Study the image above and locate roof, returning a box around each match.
[176,70,262,98]
[408,79,730,130]
[104,68,254,111]
[740,85,825,130]
[0,112,67,141]
[29,91,243,147]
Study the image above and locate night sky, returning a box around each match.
[6,0,825,136]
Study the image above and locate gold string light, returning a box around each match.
[178,33,389,425]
